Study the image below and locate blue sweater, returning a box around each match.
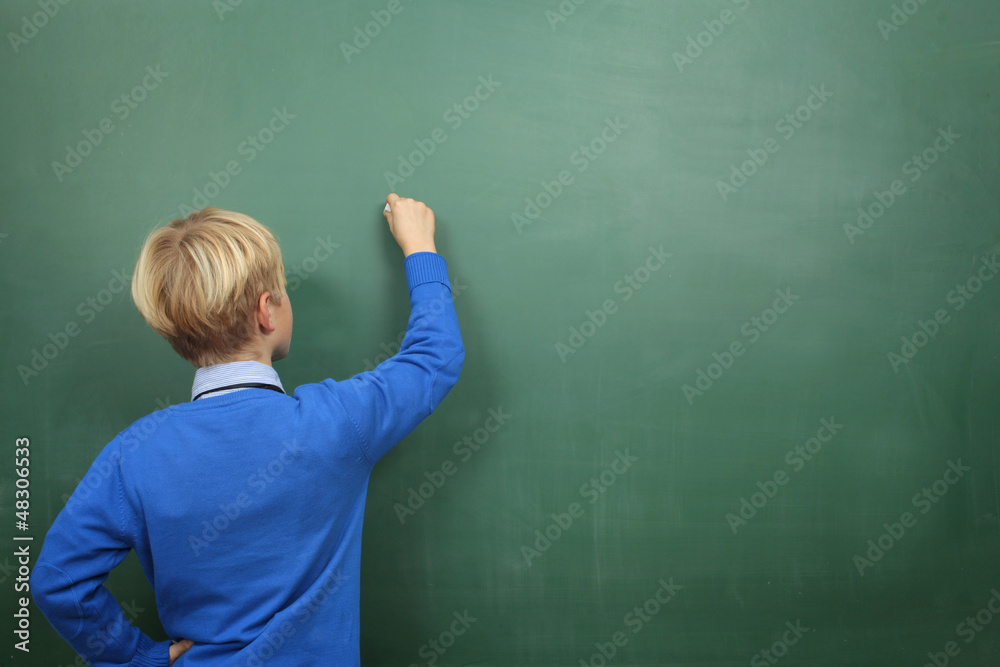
[31,252,464,666]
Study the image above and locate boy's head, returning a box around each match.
[131,207,291,368]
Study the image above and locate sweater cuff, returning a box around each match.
[130,635,172,667]
[404,252,450,294]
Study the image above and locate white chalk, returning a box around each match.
[384,203,391,213]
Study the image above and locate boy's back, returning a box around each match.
[31,196,464,666]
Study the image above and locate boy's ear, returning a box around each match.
[255,292,276,332]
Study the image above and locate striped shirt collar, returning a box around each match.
[191,360,285,402]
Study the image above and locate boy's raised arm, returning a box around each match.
[320,195,464,464]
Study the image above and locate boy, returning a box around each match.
[31,194,464,666]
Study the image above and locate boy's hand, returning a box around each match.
[169,639,193,664]
[384,194,437,257]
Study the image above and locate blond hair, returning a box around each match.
[131,208,286,368]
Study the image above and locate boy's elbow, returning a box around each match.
[448,343,465,385]
[30,562,57,606]
[30,561,50,596]
[30,562,75,625]
[428,344,464,411]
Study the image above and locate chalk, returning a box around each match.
[384,203,391,214]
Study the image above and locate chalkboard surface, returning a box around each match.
[3,1,1000,665]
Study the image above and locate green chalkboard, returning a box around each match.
[3,1,1000,665]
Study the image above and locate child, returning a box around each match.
[31,194,464,666]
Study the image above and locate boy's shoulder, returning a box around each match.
[118,399,175,451]
[89,400,182,473]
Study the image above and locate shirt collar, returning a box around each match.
[191,360,285,402]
